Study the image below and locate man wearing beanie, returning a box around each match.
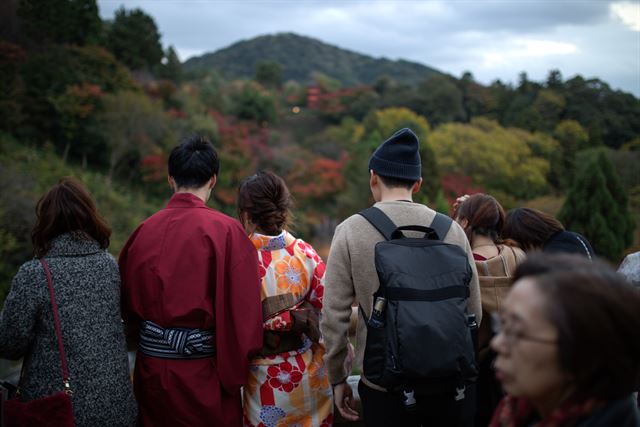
[321,128,481,426]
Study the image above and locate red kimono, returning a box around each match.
[119,193,263,427]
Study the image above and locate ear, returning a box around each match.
[411,178,423,194]
[369,170,377,187]
[239,211,248,227]
[168,176,176,191]
[209,175,217,189]
[240,212,256,235]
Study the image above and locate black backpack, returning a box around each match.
[359,207,478,399]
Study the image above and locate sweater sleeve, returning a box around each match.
[445,219,482,326]
[0,263,42,360]
[320,223,355,385]
[463,232,482,326]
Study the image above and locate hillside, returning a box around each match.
[183,32,442,85]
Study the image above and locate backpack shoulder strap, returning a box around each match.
[358,207,397,241]
[430,212,453,241]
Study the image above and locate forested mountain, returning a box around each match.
[183,32,443,86]
[1,2,639,306]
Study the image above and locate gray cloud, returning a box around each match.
[97,0,639,95]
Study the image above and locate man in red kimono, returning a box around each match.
[119,135,263,427]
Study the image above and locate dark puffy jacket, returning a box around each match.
[578,396,640,427]
[543,230,594,260]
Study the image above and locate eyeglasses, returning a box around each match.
[491,312,557,347]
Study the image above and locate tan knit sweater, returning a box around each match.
[320,200,481,391]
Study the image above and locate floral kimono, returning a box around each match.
[243,231,333,427]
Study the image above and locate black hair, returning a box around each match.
[377,174,417,190]
[503,208,564,251]
[168,135,219,189]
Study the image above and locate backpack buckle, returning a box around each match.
[402,388,417,411]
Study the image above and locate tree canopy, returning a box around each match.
[558,150,635,260]
[106,7,163,70]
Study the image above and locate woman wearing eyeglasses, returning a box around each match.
[490,253,640,426]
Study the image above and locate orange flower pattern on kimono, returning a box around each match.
[274,256,308,296]
[243,231,333,427]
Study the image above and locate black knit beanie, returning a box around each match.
[368,128,421,181]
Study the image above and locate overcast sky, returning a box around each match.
[98,0,640,96]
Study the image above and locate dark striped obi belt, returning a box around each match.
[139,320,215,359]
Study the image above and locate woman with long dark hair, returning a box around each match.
[238,171,333,427]
[0,177,136,426]
[453,193,526,426]
[502,207,594,259]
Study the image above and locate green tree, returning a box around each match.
[458,71,492,121]
[255,61,283,89]
[558,151,635,260]
[0,41,26,132]
[20,44,136,153]
[232,83,277,124]
[429,118,552,199]
[158,46,183,82]
[18,0,102,45]
[106,7,163,70]
[550,120,589,189]
[563,76,640,149]
[416,75,466,125]
[532,89,565,131]
[598,150,635,250]
[51,83,104,164]
[312,72,341,92]
[546,69,563,89]
[95,91,166,184]
[198,72,227,112]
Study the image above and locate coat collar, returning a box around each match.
[166,192,207,209]
[250,230,296,251]
[45,232,103,258]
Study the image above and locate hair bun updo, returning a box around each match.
[237,171,293,235]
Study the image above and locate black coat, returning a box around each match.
[578,396,640,427]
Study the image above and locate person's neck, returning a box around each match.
[174,187,210,203]
[471,235,496,249]
[255,228,283,237]
[379,188,414,202]
[471,234,499,258]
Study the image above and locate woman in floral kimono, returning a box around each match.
[238,171,333,427]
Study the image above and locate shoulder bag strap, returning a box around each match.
[39,259,73,395]
[429,212,452,241]
[358,207,397,241]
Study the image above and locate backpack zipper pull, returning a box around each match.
[454,385,466,401]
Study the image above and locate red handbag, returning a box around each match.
[2,259,75,427]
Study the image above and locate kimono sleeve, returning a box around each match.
[306,257,326,311]
[215,241,263,395]
[117,224,143,343]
